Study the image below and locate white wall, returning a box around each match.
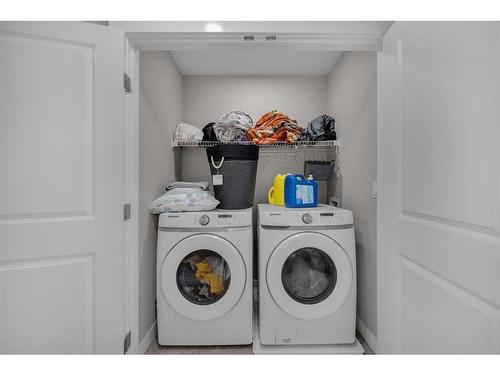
[138,51,183,343]
[181,75,329,204]
[182,75,326,127]
[327,52,378,343]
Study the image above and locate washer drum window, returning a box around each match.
[161,233,246,321]
[281,247,337,304]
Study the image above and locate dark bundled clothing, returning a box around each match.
[202,122,218,142]
[306,114,336,141]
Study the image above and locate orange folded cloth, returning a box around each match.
[247,110,303,144]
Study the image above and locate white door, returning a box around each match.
[378,22,500,353]
[0,22,126,354]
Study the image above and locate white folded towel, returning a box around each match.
[166,181,209,190]
[173,123,203,142]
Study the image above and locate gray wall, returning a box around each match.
[180,75,330,204]
[327,52,378,337]
[138,51,183,342]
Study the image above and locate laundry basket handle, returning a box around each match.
[210,156,225,169]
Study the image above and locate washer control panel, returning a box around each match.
[197,213,240,227]
[159,209,252,229]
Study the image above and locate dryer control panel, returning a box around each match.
[258,204,353,227]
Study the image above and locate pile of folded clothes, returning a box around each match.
[202,111,253,142]
[246,110,305,145]
[148,181,219,214]
[176,110,337,145]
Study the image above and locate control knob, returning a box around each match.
[302,213,313,224]
[199,215,210,226]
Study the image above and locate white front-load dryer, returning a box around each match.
[257,204,356,346]
[156,208,253,345]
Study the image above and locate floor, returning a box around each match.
[149,288,374,355]
[146,331,374,354]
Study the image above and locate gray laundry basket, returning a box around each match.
[206,144,259,209]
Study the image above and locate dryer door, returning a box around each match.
[161,233,246,321]
[267,232,353,320]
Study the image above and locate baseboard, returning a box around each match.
[356,317,377,353]
[136,321,157,354]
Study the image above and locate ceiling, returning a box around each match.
[171,50,343,76]
[118,22,393,75]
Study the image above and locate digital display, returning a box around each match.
[218,214,232,218]
[320,213,334,217]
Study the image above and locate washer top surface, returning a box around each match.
[159,207,252,229]
[258,204,353,227]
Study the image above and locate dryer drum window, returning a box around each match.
[281,247,337,304]
[176,250,231,305]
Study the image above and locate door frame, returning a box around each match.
[376,21,414,354]
[121,21,392,353]
[123,38,141,353]
[112,21,391,52]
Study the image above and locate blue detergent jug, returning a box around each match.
[284,174,318,208]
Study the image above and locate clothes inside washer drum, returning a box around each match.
[176,250,231,305]
[194,260,225,295]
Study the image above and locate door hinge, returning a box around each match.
[123,203,131,221]
[123,73,132,94]
[123,331,131,354]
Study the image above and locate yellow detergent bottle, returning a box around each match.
[268,174,288,206]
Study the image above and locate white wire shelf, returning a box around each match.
[172,140,339,149]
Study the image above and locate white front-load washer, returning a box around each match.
[156,208,252,345]
[257,204,356,346]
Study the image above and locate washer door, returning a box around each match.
[266,232,353,320]
[161,233,246,321]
